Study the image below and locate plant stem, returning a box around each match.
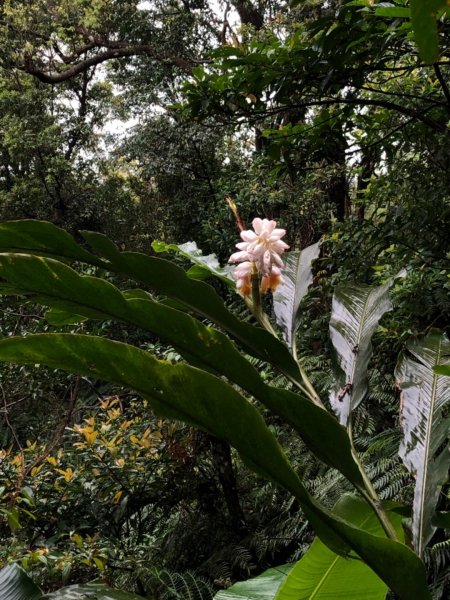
[292,338,325,407]
[348,416,399,541]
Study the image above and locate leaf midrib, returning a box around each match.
[417,338,442,557]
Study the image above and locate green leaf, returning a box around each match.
[410,0,446,64]
[434,364,450,376]
[0,253,365,491]
[0,334,432,599]
[44,308,88,326]
[0,220,304,387]
[43,581,146,599]
[0,564,42,600]
[375,6,410,18]
[329,282,392,427]
[396,331,450,557]
[215,565,293,600]
[275,495,405,600]
[0,332,345,554]
[0,220,103,266]
[432,511,450,529]
[152,240,235,286]
[6,508,21,532]
[273,242,320,352]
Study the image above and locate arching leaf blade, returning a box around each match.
[0,220,303,385]
[0,220,104,266]
[0,252,365,490]
[0,335,432,599]
[329,282,392,426]
[275,494,405,600]
[273,242,320,351]
[215,565,293,600]
[396,331,450,557]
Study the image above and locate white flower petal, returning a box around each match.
[252,218,263,234]
[229,250,250,263]
[272,253,285,268]
[271,240,289,253]
[240,230,257,242]
[269,228,286,240]
[236,241,249,250]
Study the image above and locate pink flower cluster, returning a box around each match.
[228,218,289,296]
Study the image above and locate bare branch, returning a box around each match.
[21,44,194,83]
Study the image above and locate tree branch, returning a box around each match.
[433,64,450,111]
[21,44,194,83]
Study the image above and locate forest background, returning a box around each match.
[0,0,449,599]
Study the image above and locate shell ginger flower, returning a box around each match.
[229,218,289,295]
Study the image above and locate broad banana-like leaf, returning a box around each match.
[275,494,406,600]
[0,334,432,599]
[0,220,303,386]
[396,331,450,557]
[0,252,365,490]
[215,565,293,600]
[0,564,41,600]
[273,242,320,352]
[152,240,235,285]
[43,581,146,599]
[329,282,392,427]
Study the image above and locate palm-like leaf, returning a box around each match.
[273,243,320,352]
[329,282,392,427]
[396,331,450,557]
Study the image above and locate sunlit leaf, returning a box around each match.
[396,331,450,557]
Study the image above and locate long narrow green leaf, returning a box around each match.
[0,220,303,385]
[329,282,392,427]
[275,495,405,600]
[0,334,431,599]
[0,252,365,490]
[0,220,104,266]
[273,242,320,352]
[396,331,450,557]
[0,564,42,600]
[0,332,345,554]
